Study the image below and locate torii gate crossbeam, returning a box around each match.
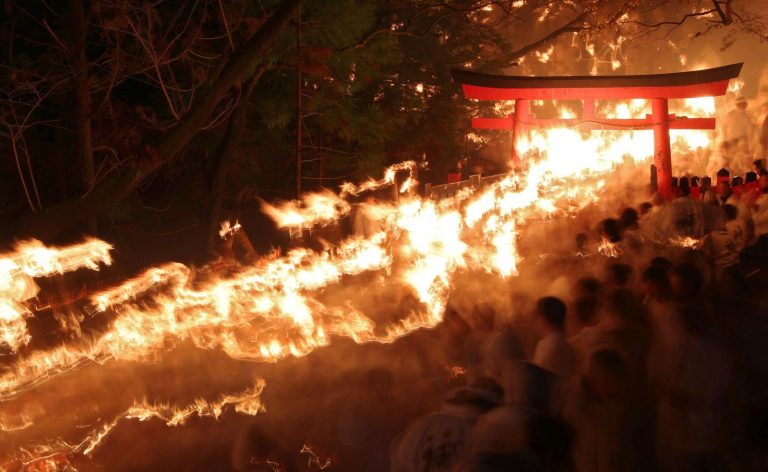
[452,63,743,199]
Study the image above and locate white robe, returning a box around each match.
[655,332,733,469]
[466,361,558,457]
[753,193,768,236]
[569,325,601,371]
[640,197,714,245]
[723,108,755,143]
[465,404,537,455]
[705,219,746,269]
[390,403,482,472]
[559,378,639,472]
[533,332,577,380]
[480,328,527,378]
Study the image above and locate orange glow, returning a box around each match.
[0,238,112,351]
[0,96,722,460]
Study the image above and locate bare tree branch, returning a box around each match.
[712,0,731,25]
[630,8,718,30]
[501,12,586,66]
[19,0,304,240]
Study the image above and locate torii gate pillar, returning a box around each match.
[511,99,528,169]
[651,98,673,200]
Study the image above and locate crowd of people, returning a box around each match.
[387,161,768,472]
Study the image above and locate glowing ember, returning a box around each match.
[300,444,333,470]
[597,239,623,258]
[535,45,554,63]
[219,220,242,239]
[670,236,703,249]
[449,365,467,378]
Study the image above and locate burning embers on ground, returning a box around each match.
[0,98,715,469]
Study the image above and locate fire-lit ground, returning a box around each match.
[1,321,482,469]
[3,96,762,470]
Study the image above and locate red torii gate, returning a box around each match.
[451,63,743,199]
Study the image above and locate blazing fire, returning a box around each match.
[5,379,265,468]
[0,239,112,352]
[0,97,718,465]
[517,97,716,176]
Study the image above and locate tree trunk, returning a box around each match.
[19,0,303,241]
[295,5,302,198]
[71,0,95,232]
[1,1,11,46]
[205,72,261,256]
[153,0,300,166]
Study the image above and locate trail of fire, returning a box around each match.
[4,379,265,467]
[0,239,112,351]
[0,167,606,462]
[0,97,715,463]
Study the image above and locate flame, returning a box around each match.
[124,378,265,427]
[535,45,554,63]
[90,262,190,312]
[682,96,716,115]
[0,412,33,432]
[558,106,576,119]
[262,190,352,230]
[340,161,418,198]
[300,444,332,470]
[515,97,714,177]
[728,78,744,95]
[537,6,551,22]
[597,239,623,258]
[0,93,733,462]
[263,161,420,234]
[0,238,112,351]
[2,379,265,465]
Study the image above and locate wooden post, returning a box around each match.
[651,98,672,200]
[511,99,529,169]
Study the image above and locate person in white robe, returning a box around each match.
[641,187,716,246]
[653,305,733,471]
[704,204,746,272]
[390,380,502,472]
[532,297,577,381]
[722,96,756,173]
[559,349,652,472]
[464,361,557,456]
[751,175,768,236]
